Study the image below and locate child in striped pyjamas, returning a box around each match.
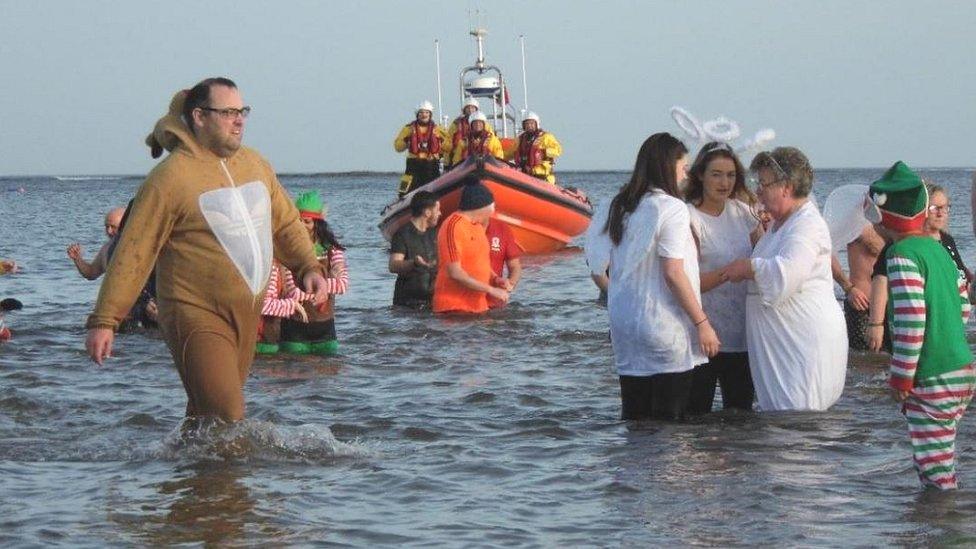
[867,161,974,490]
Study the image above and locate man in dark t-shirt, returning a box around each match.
[389,191,441,308]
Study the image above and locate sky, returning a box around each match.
[1,1,974,176]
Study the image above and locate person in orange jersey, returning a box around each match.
[433,179,510,313]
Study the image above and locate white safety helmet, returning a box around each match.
[463,97,479,109]
[523,111,540,125]
[468,111,488,124]
[416,100,434,114]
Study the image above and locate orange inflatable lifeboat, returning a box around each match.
[379,156,592,254]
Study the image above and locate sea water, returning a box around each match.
[1,169,975,546]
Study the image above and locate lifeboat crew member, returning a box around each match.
[450,112,504,167]
[514,112,562,184]
[443,98,494,169]
[394,100,446,198]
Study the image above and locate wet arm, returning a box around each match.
[71,253,102,280]
[700,268,729,293]
[267,176,323,281]
[505,257,522,288]
[86,184,172,330]
[446,262,494,294]
[831,254,853,293]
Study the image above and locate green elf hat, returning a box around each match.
[295,191,327,221]
[864,161,928,232]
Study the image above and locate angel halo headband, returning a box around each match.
[670,106,776,156]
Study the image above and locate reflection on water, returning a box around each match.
[2,170,976,545]
[130,463,263,546]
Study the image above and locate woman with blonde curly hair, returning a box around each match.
[724,147,848,411]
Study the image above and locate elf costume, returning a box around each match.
[279,191,348,355]
[868,161,974,490]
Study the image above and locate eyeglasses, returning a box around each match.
[749,151,790,190]
[928,204,951,214]
[200,106,251,119]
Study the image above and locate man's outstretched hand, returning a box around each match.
[86,327,114,365]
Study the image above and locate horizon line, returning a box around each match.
[3,166,975,180]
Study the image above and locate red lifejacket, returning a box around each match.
[451,116,470,149]
[516,131,546,170]
[408,122,441,156]
[462,132,490,159]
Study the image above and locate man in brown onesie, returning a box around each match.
[85,77,327,422]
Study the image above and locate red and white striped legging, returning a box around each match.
[903,365,976,490]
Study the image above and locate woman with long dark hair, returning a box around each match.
[586,132,720,421]
[278,191,349,355]
[684,142,761,414]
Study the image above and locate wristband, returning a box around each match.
[867,321,884,327]
[694,317,708,327]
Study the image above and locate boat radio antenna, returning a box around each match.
[519,34,529,116]
[470,27,488,70]
[434,39,446,127]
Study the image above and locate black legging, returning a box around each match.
[688,352,754,414]
[619,371,694,421]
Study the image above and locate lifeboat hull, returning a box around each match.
[379,157,592,254]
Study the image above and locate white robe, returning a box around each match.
[746,200,847,411]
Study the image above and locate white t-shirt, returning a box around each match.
[688,199,758,352]
[586,190,707,377]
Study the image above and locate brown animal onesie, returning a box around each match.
[86,90,322,420]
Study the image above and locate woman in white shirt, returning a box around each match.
[725,147,847,411]
[586,133,720,421]
[685,142,763,414]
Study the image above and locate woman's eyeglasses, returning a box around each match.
[928,204,951,214]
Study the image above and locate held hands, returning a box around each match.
[86,327,114,365]
[487,287,510,304]
[302,271,329,307]
[724,258,754,283]
[292,301,309,323]
[891,388,910,403]
[491,275,514,291]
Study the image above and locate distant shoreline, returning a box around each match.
[2,167,973,181]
